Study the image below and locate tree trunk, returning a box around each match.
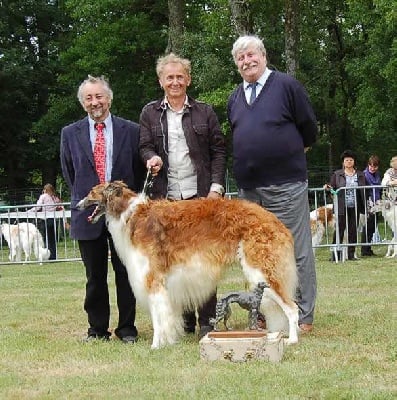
[166,0,185,54]
[229,0,254,35]
[284,0,299,77]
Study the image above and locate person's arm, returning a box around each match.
[138,104,164,176]
[382,169,397,186]
[381,170,391,186]
[28,193,44,212]
[292,80,318,148]
[60,127,75,190]
[207,106,226,197]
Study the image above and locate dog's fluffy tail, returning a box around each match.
[32,229,50,261]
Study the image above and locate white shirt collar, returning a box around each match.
[244,67,273,90]
[164,96,189,112]
[88,114,112,129]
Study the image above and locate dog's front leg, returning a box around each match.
[223,305,232,330]
[149,290,184,349]
[248,308,258,330]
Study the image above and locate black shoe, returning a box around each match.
[83,334,110,343]
[348,256,359,261]
[184,322,196,334]
[199,325,213,339]
[362,250,375,257]
[120,335,138,344]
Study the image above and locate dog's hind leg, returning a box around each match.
[22,239,31,263]
[261,288,299,345]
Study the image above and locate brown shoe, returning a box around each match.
[299,323,313,333]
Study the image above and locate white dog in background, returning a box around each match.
[0,222,50,263]
[370,199,397,258]
[310,204,335,254]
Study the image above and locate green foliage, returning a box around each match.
[1,0,396,191]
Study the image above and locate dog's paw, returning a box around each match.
[284,337,298,345]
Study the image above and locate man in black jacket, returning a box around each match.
[139,53,226,338]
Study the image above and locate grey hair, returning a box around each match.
[156,53,191,78]
[231,35,266,63]
[77,75,113,105]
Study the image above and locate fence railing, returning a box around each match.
[0,185,395,264]
[0,203,80,264]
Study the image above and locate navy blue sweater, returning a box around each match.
[227,71,317,189]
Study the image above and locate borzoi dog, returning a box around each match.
[77,181,299,349]
[310,204,334,254]
[1,223,50,263]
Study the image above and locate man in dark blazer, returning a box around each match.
[60,75,144,343]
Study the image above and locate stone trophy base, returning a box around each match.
[199,330,284,363]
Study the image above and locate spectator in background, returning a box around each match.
[139,53,226,339]
[60,75,145,343]
[227,35,317,333]
[325,150,366,261]
[381,155,397,187]
[30,183,61,260]
[361,155,381,257]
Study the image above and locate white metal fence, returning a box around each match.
[0,185,396,264]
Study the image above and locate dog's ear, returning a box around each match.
[103,181,125,200]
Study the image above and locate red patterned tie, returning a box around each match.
[94,122,106,183]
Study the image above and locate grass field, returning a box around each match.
[0,248,395,400]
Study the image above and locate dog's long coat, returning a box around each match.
[77,181,299,348]
[1,222,50,262]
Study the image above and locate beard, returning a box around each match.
[91,108,104,118]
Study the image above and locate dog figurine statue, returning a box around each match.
[210,281,269,331]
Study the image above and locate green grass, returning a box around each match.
[0,250,396,400]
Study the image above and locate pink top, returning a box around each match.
[30,193,61,212]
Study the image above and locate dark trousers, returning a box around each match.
[361,213,376,255]
[183,292,217,331]
[78,228,137,339]
[333,208,359,259]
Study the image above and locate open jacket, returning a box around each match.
[60,115,145,240]
[329,168,366,215]
[139,96,226,199]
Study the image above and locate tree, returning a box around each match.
[166,0,185,54]
[229,0,254,35]
[0,0,72,195]
[2,0,396,198]
[284,0,299,76]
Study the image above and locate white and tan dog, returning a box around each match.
[310,204,335,253]
[0,222,50,263]
[371,199,397,257]
[77,181,299,349]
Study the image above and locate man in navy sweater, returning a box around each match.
[228,35,317,333]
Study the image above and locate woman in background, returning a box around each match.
[31,183,61,260]
[325,150,366,261]
[361,155,381,256]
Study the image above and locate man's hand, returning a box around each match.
[146,156,163,176]
[207,191,222,199]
